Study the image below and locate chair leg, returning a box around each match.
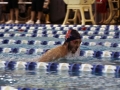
[63,9,70,25]
[80,8,85,25]
[73,10,77,24]
[104,0,114,23]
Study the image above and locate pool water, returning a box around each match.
[1,69,120,90]
[0,24,120,90]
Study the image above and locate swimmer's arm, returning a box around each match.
[39,47,62,62]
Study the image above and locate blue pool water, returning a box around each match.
[0,24,120,90]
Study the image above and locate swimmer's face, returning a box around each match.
[68,39,81,54]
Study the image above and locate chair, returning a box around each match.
[63,0,95,25]
[104,0,119,24]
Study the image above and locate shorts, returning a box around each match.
[43,8,49,14]
[31,0,44,12]
[8,0,18,9]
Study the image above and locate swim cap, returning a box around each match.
[65,29,81,42]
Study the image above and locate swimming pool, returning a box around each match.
[0,24,120,90]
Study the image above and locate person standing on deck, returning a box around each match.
[6,0,19,24]
[26,0,45,24]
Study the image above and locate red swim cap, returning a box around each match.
[65,29,81,42]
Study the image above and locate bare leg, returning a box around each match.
[6,9,14,24]
[27,7,31,20]
[37,11,42,20]
[26,11,35,24]
[15,8,19,21]
[7,14,10,21]
[103,13,107,23]
[99,13,104,23]
[1,13,5,23]
[35,11,43,24]
[45,14,50,23]
[30,11,35,21]
[104,9,109,23]
[10,9,13,20]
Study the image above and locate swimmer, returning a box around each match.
[39,29,82,62]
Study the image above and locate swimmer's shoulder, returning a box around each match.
[39,45,67,62]
[48,45,65,52]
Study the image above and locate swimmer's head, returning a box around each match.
[65,29,81,42]
[64,29,82,54]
